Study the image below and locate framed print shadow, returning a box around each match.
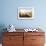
[18,7,34,19]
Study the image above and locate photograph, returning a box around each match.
[18,7,34,19]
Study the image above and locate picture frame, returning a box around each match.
[18,7,34,19]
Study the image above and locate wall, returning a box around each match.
[0,0,46,30]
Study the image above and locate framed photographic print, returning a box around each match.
[18,7,34,19]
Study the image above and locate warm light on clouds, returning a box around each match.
[19,9,32,13]
[20,9,25,13]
